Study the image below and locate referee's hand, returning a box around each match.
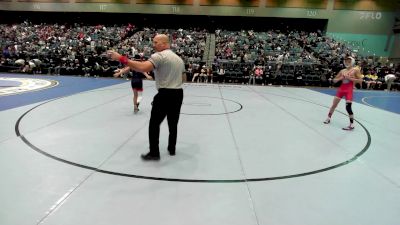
[107,50,121,61]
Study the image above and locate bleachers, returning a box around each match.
[1,22,398,88]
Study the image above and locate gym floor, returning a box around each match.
[1,73,399,225]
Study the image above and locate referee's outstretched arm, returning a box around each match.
[107,51,154,73]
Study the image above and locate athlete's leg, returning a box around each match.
[137,90,143,105]
[324,96,341,124]
[133,89,139,113]
[343,90,355,130]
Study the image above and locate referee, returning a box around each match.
[108,34,185,161]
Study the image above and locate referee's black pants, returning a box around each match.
[149,88,183,156]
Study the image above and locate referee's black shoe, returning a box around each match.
[168,149,176,156]
[141,152,160,161]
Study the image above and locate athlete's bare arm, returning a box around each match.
[344,68,363,84]
[333,70,344,83]
[142,72,153,80]
[113,66,131,77]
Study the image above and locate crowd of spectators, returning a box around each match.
[1,21,399,90]
[208,28,399,90]
[0,21,136,76]
[113,27,206,63]
[0,22,206,77]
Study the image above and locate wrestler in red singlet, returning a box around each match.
[324,56,363,130]
[336,68,356,102]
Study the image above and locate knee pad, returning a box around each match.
[346,102,353,115]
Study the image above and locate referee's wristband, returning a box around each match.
[119,56,129,65]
